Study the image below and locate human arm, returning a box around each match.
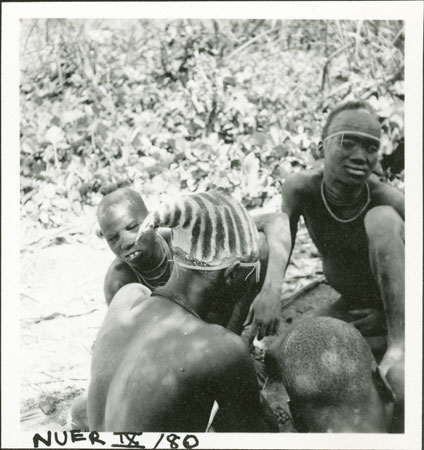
[348,308,387,337]
[244,212,291,338]
[104,258,138,306]
[385,359,404,433]
[281,173,304,245]
[368,179,405,403]
[243,175,304,339]
[370,174,405,220]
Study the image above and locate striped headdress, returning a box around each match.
[136,191,260,279]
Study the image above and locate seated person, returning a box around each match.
[97,187,173,304]
[267,100,404,408]
[87,191,279,432]
[279,317,400,433]
[71,189,291,430]
[97,186,290,338]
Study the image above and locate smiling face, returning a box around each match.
[97,189,151,265]
[323,108,380,186]
[98,199,148,263]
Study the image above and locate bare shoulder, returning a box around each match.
[202,324,251,367]
[368,174,404,201]
[283,168,322,197]
[367,174,404,218]
[106,257,135,279]
[282,168,322,217]
[108,283,152,312]
[104,257,138,305]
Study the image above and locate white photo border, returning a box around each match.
[2,2,422,449]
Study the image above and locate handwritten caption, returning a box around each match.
[33,431,200,449]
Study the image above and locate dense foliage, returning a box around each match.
[20,19,404,228]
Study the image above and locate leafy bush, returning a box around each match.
[20,19,404,227]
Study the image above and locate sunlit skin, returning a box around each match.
[87,266,278,432]
[98,189,291,342]
[71,190,290,431]
[268,105,404,430]
[98,200,151,266]
[97,190,173,305]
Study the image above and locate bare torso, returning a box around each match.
[88,288,242,431]
[283,168,403,306]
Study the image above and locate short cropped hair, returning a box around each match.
[97,187,148,221]
[280,317,376,408]
[322,100,378,140]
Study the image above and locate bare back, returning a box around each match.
[87,286,266,432]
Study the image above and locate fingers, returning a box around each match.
[243,307,254,327]
[256,318,279,340]
[248,322,258,345]
[349,308,374,317]
[351,317,367,327]
[257,324,265,341]
[350,312,379,326]
[135,215,155,241]
[272,318,280,335]
[351,316,375,337]
[351,314,374,326]
[263,321,273,340]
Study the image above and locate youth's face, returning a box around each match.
[324,111,380,186]
[99,200,149,264]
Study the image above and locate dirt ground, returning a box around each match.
[20,215,337,433]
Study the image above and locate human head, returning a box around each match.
[137,190,260,292]
[97,187,150,263]
[279,317,394,432]
[322,101,381,186]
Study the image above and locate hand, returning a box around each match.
[348,308,386,337]
[243,289,280,340]
[380,345,404,394]
[384,359,404,400]
[383,357,405,432]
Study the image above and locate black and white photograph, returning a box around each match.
[2,1,423,449]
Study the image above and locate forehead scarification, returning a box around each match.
[327,109,381,141]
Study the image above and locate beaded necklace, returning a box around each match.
[130,233,173,290]
[321,180,371,223]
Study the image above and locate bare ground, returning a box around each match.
[20,216,336,432]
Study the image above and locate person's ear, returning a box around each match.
[288,400,309,433]
[96,229,104,238]
[372,366,396,404]
[223,261,240,286]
